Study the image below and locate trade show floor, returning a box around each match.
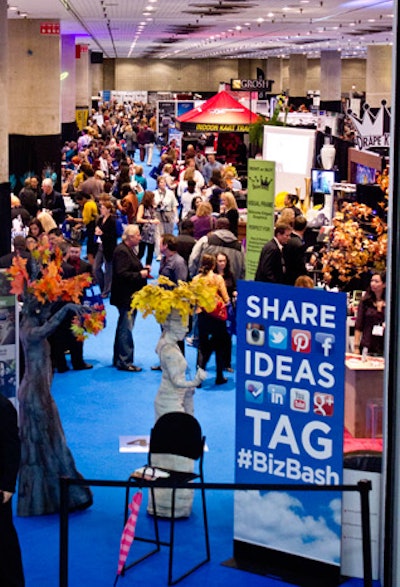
[14,298,379,587]
[13,148,379,586]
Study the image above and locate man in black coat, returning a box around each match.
[110,225,149,372]
[41,178,66,226]
[254,222,292,283]
[284,215,309,286]
[0,394,25,587]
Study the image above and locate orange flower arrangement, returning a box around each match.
[7,245,106,338]
[322,200,387,285]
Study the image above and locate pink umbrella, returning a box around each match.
[114,490,143,585]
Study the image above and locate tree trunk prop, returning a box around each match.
[17,302,92,517]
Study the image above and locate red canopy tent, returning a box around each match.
[175,90,259,133]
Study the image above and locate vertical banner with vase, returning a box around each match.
[234,280,346,586]
[245,159,275,280]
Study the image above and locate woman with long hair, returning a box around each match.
[193,254,230,385]
[136,190,160,266]
[354,271,386,356]
[220,191,239,236]
[214,252,236,373]
[93,200,118,298]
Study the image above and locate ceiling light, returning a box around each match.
[8,6,18,11]
[145,6,154,10]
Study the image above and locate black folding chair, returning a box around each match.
[122,412,211,585]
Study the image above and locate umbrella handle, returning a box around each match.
[114,575,119,586]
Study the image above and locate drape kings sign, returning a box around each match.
[234,281,346,585]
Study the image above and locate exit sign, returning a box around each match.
[40,23,60,35]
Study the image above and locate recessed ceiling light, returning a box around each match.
[8,6,18,11]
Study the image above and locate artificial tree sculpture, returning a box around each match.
[6,247,105,516]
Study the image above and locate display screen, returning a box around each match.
[311,169,337,194]
[355,163,377,185]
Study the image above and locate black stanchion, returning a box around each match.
[59,477,70,587]
[358,479,373,587]
[59,477,374,587]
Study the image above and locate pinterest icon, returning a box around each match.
[291,330,311,353]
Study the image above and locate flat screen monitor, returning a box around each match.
[355,163,377,185]
[311,169,337,195]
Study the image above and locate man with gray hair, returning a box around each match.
[110,225,150,372]
[40,178,66,226]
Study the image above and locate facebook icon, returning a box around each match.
[315,333,335,357]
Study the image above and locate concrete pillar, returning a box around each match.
[8,19,62,192]
[0,0,8,182]
[61,35,76,125]
[91,61,103,97]
[267,57,283,94]
[0,0,10,256]
[366,45,392,107]
[289,54,307,97]
[76,44,91,108]
[8,19,60,135]
[320,50,341,101]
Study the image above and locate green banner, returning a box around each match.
[245,159,276,280]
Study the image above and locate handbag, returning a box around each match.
[208,297,228,321]
[226,300,237,335]
[82,285,106,326]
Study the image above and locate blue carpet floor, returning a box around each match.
[13,149,379,586]
[13,300,379,587]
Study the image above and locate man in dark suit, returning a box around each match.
[110,225,149,372]
[284,215,309,285]
[41,178,66,226]
[0,394,25,587]
[254,222,292,283]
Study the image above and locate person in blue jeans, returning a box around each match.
[110,225,149,372]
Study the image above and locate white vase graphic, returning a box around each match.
[320,143,336,170]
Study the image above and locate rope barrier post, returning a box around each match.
[59,476,70,587]
[358,479,373,587]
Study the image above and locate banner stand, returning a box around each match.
[223,541,341,587]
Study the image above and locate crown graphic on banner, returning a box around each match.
[347,100,391,150]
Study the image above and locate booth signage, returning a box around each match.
[347,101,391,151]
[234,281,346,579]
[245,159,275,280]
[231,78,274,92]
[194,123,250,132]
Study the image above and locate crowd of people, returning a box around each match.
[0,98,387,584]
[3,99,251,381]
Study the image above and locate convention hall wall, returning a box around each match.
[100,57,367,95]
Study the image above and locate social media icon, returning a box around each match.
[246,324,265,346]
[290,388,310,413]
[245,380,264,403]
[315,333,335,357]
[268,326,287,350]
[267,384,287,406]
[313,392,334,416]
[291,330,311,353]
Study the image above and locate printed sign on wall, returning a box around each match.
[234,281,346,576]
